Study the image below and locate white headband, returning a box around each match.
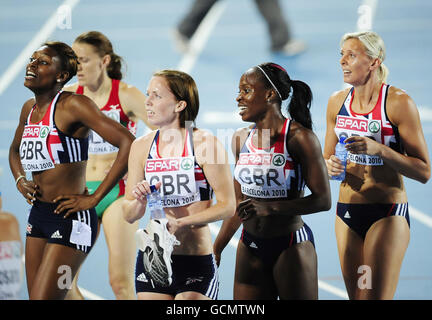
[256,65,282,100]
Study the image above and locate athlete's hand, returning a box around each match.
[345,136,382,156]
[237,198,271,221]
[213,244,223,267]
[325,155,345,178]
[16,177,40,205]
[53,188,96,218]
[132,181,162,204]
[166,215,180,235]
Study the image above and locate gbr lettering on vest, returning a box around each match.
[145,156,201,207]
[234,152,290,198]
[20,125,55,172]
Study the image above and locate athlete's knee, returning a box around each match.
[109,272,135,299]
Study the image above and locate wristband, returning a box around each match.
[15,175,26,186]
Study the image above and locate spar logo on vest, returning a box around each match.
[145,156,200,207]
[20,125,55,172]
[368,120,380,133]
[334,115,383,166]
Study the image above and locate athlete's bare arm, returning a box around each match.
[345,87,430,183]
[52,94,134,215]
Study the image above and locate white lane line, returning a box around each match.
[78,286,106,300]
[410,206,432,229]
[177,0,227,73]
[318,280,349,300]
[418,106,432,122]
[0,0,80,96]
[208,222,239,249]
[208,223,348,299]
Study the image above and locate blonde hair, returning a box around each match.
[341,31,389,82]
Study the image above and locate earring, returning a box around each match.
[57,79,61,82]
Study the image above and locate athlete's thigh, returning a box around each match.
[30,243,87,300]
[335,215,364,299]
[137,292,173,300]
[233,241,277,300]
[102,197,139,270]
[362,215,410,299]
[25,236,48,294]
[176,291,212,300]
[274,241,318,300]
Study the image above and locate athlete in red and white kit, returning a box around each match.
[64,31,153,300]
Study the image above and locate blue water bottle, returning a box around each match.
[146,185,166,219]
[333,136,347,181]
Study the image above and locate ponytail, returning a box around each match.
[256,63,313,130]
[107,52,123,80]
[378,63,389,83]
[288,80,313,130]
[75,31,124,80]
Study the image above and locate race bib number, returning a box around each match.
[89,109,121,154]
[235,153,288,198]
[20,125,55,172]
[348,152,383,166]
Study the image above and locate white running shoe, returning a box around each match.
[141,218,180,287]
[135,228,152,252]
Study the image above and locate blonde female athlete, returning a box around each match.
[324,31,430,299]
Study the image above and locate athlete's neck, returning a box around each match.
[33,87,61,110]
[85,73,112,97]
[158,126,186,158]
[255,107,285,140]
[353,78,382,112]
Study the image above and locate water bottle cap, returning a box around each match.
[150,185,157,192]
[339,136,347,144]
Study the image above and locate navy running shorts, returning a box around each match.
[135,253,219,299]
[241,223,315,269]
[26,200,98,253]
[336,202,410,239]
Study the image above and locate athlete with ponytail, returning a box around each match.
[213,62,331,299]
[324,31,430,299]
[64,31,153,299]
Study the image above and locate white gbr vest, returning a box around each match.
[234,119,304,199]
[19,92,62,172]
[145,129,201,207]
[334,84,399,166]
